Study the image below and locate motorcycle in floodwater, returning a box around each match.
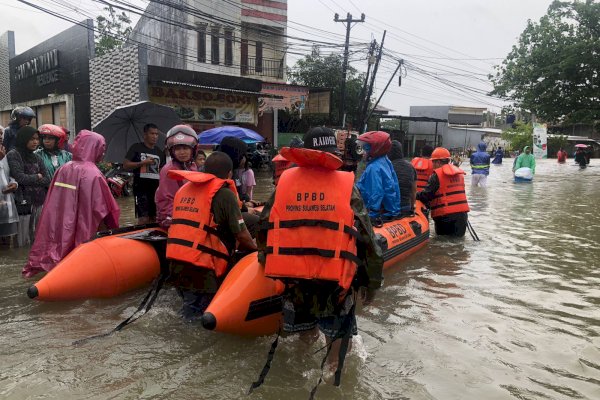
[105,164,133,198]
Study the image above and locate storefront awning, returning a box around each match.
[159,80,283,98]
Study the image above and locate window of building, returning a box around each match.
[197,26,206,63]
[211,26,220,65]
[224,29,233,66]
[255,41,263,72]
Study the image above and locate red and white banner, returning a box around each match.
[241,0,287,23]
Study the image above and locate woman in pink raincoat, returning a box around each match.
[155,125,198,230]
[23,130,120,278]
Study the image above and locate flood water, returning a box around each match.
[1,159,599,400]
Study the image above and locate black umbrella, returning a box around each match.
[92,101,182,162]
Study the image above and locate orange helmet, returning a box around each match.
[357,131,391,158]
[430,147,451,160]
[38,124,67,149]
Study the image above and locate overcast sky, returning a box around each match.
[1,0,553,115]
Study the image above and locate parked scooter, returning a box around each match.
[105,164,133,198]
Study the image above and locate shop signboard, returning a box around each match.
[259,83,331,116]
[8,20,93,132]
[533,122,547,159]
[305,90,331,114]
[149,85,257,125]
[260,83,308,115]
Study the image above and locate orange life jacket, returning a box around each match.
[412,157,434,192]
[272,154,293,186]
[166,170,238,277]
[430,164,470,218]
[264,147,360,290]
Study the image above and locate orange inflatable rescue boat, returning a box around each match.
[201,202,429,336]
[27,226,164,301]
[200,252,286,336]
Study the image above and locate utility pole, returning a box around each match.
[334,12,365,128]
[355,40,377,128]
[365,59,403,123]
[359,30,386,133]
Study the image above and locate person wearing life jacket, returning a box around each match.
[356,131,401,225]
[256,127,384,388]
[411,144,434,193]
[470,142,491,187]
[155,125,198,230]
[416,147,470,237]
[166,151,257,319]
[35,124,72,180]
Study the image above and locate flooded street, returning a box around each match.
[1,159,599,400]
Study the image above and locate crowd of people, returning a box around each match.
[4,103,592,391]
[0,107,72,248]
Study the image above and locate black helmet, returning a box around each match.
[289,136,304,148]
[11,106,35,121]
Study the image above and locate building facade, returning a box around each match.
[87,0,288,142]
[0,31,14,110]
[408,105,503,154]
[0,21,94,134]
[2,1,291,147]
[129,0,287,83]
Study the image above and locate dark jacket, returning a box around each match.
[574,150,587,166]
[6,147,50,211]
[416,172,440,208]
[388,141,416,213]
[2,121,19,152]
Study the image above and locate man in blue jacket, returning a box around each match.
[356,131,400,225]
[470,142,490,187]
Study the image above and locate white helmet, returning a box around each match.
[165,125,198,159]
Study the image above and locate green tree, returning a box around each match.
[380,119,404,131]
[288,52,366,126]
[548,135,568,156]
[95,6,132,57]
[503,122,567,155]
[502,121,533,151]
[490,0,600,124]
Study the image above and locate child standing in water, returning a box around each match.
[241,160,256,201]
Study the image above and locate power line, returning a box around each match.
[16,0,507,111]
[346,0,362,14]
[334,11,365,126]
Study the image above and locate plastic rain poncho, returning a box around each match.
[356,155,401,218]
[513,146,536,174]
[0,157,19,235]
[23,130,120,278]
